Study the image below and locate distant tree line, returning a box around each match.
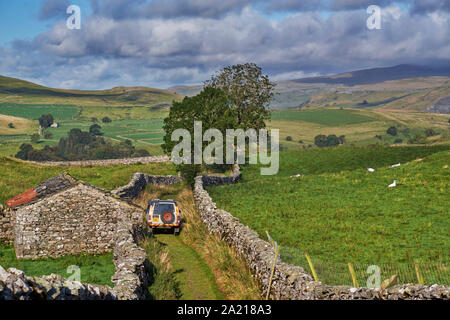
[314,134,345,148]
[17,128,149,161]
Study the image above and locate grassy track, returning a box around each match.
[154,233,224,300]
[135,185,261,300]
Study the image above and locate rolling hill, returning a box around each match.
[292,64,450,86]
[0,75,182,107]
[167,65,450,112]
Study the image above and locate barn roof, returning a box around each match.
[6,173,79,209]
[5,172,142,211]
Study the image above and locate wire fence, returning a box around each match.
[280,247,449,287]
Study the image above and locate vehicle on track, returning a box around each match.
[146,199,181,235]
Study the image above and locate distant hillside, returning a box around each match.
[0,75,182,107]
[292,64,450,86]
[167,85,203,97]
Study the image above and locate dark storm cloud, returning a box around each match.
[89,0,414,20]
[410,0,450,14]
[90,0,254,19]
[38,0,70,20]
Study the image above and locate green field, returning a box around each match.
[0,244,114,286]
[268,108,450,149]
[207,145,450,286]
[0,103,168,156]
[0,156,176,205]
[0,103,80,120]
[271,109,374,126]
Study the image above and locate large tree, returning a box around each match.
[204,63,275,130]
[162,87,237,183]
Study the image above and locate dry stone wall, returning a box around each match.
[27,155,169,167]
[194,168,450,300]
[0,219,149,300]
[0,205,14,244]
[112,172,182,199]
[0,265,115,300]
[111,221,149,300]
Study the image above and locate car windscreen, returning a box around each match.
[153,203,175,216]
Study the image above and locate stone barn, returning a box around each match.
[6,173,143,259]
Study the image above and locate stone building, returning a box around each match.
[5,173,143,259]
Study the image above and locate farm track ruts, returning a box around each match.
[154,233,223,300]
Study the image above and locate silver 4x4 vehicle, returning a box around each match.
[146,199,181,235]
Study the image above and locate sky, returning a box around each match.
[0,0,449,90]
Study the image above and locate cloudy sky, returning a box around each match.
[0,0,449,89]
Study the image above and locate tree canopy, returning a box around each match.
[38,114,54,128]
[204,63,275,130]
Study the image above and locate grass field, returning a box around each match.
[0,114,36,135]
[271,109,374,126]
[0,106,167,156]
[0,156,176,205]
[207,145,450,286]
[0,244,114,286]
[268,108,450,148]
[0,103,80,120]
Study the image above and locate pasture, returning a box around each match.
[0,103,79,120]
[270,109,374,126]
[207,145,450,286]
[0,244,115,286]
[0,156,176,205]
[0,114,35,135]
[0,103,168,156]
[268,108,450,148]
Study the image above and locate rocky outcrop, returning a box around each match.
[194,169,450,300]
[112,172,183,199]
[427,95,450,114]
[27,155,170,167]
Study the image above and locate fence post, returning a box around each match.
[414,262,424,285]
[265,231,280,300]
[266,244,279,300]
[305,252,319,282]
[348,262,358,287]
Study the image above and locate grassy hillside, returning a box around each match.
[0,114,35,135]
[271,109,374,126]
[0,75,182,107]
[207,145,450,286]
[268,108,450,149]
[304,77,450,112]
